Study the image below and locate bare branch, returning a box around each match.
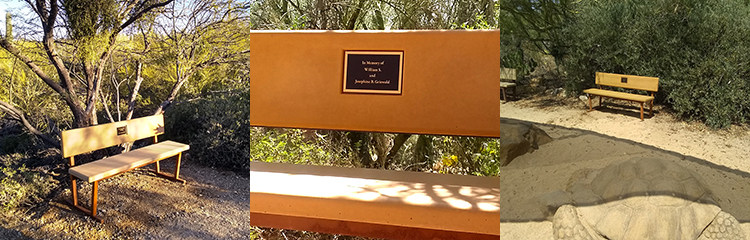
[0,100,61,149]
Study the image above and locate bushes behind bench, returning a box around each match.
[560,0,750,128]
[164,91,250,172]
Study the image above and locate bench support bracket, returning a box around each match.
[149,153,186,184]
[67,177,104,223]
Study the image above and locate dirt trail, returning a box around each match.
[2,161,249,240]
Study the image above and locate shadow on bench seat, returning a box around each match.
[69,141,189,183]
[250,161,500,239]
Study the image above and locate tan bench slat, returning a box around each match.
[596,72,659,92]
[250,161,500,235]
[584,88,654,102]
[500,82,516,88]
[69,141,189,183]
[62,115,165,158]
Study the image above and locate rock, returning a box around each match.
[499,119,553,166]
[550,158,746,240]
[579,95,588,101]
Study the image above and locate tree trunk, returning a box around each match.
[346,0,366,30]
[347,131,373,168]
[372,133,390,168]
[99,88,115,123]
[413,135,432,169]
[153,77,188,115]
[383,133,412,168]
[126,60,144,120]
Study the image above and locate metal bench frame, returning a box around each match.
[61,115,189,222]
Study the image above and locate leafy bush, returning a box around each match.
[0,158,56,213]
[560,0,750,128]
[164,91,250,171]
[432,137,500,177]
[250,128,355,167]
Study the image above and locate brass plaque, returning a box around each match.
[343,51,403,94]
[116,126,128,136]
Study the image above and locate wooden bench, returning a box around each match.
[500,68,517,101]
[583,72,659,120]
[61,114,189,222]
[250,31,500,239]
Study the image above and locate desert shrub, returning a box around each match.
[431,137,500,177]
[251,128,353,166]
[0,156,56,213]
[560,0,750,128]
[164,91,250,171]
[0,133,36,154]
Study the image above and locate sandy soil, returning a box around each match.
[0,160,249,240]
[500,96,750,239]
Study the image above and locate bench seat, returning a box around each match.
[583,88,654,103]
[250,161,500,238]
[69,141,189,183]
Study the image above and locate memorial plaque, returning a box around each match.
[343,51,403,94]
[116,126,128,136]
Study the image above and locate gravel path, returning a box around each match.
[1,161,249,240]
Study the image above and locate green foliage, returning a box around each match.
[560,0,750,128]
[250,0,498,30]
[433,137,500,176]
[248,128,502,176]
[63,0,119,39]
[499,0,574,78]
[500,0,574,56]
[164,91,250,171]
[0,43,73,130]
[0,160,56,213]
[250,128,344,165]
[474,139,501,176]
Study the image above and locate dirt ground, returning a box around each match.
[0,160,249,240]
[500,96,750,239]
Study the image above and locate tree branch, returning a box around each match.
[0,100,61,149]
[120,0,174,31]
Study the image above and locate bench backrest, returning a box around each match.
[500,68,516,82]
[596,72,659,92]
[61,115,164,158]
[250,30,500,138]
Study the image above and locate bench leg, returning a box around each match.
[71,176,78,206]
[174,152,183,180]
[650,100,654,117]
[66,177,104,222]
[587,94,593,111]
[92,181,98,218]
[150,153,186,184]
[500,87,507,101]
[640,102,644,121]
[155,161,161,173]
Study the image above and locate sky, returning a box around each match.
[0,0,32,35]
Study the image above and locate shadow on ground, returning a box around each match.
[499,118,750,225]
[3,161,249,240]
